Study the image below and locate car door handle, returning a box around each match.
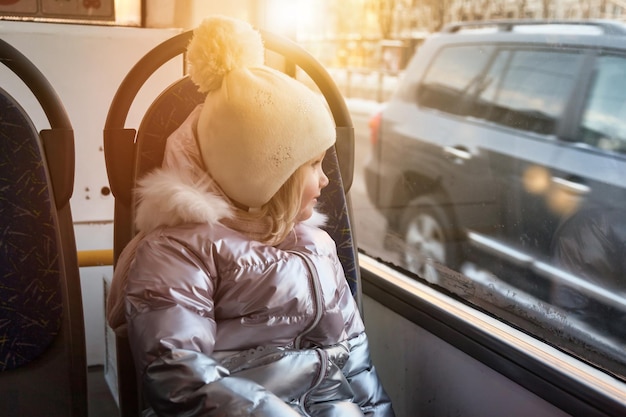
[551,177,591,195]
[443,146,472,162]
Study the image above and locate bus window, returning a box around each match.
[359,20,626,381]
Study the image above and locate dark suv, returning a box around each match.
[364,20,626,324]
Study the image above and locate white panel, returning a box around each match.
[363,295,571,417]
[0,20,183,223]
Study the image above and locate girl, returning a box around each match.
[107,16,394,417]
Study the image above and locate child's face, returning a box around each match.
[297,151,329,221]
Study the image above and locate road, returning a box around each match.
[345,99,399,263]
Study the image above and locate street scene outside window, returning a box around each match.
[289,0,626,382]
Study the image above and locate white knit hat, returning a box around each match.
[186,16,336,209]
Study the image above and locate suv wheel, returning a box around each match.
[400,195,457,284]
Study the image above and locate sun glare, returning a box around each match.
[265,0,318,38]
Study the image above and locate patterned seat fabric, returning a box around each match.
[0,88,62,371]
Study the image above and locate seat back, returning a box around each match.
[0,39,86,417]
[104,30,358,417]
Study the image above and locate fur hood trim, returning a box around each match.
[306,209,328,229]
[133,166,327,233]
[134,167,233,233]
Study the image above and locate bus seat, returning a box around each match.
[0,39,86,417]
[103,29,358,417]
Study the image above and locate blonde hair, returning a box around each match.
[241,165,307,245]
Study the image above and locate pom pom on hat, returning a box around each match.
[186,16,336,209]
[187,16,264,93]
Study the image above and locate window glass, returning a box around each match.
[578,55,626,154]
[501,50,577,133]
[359,37,626,379]
[418,46,584,136]
[478,49,583,134]
[417,45,493,115]
[469,49,509,119]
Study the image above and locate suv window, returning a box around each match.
[417,45,493,116]
[478,49,583,135]
[578,54,626,153]
[418,46,584,135]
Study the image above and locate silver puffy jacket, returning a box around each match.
[125,219,394,416]
[113,107,394,416]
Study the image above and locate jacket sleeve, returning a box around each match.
[342,333,395,417]
[125,234,300,416]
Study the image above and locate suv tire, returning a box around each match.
[400,195,458,284]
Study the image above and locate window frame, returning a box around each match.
[360,253,626,417]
